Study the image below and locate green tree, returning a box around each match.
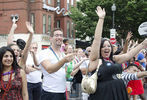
[70,0,147,43]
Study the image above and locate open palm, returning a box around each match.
[95,6,106,19]
[26,21,34,34]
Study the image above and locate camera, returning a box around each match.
[11,14,19,23]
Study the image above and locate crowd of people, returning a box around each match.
[0,6,147,100]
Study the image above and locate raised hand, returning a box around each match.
[12,17,17,23]
[126,31,133,41]
[26,21,34,34]
[64,53,76,62]
[30,49,35,54]
[135,39,138,45]
[95,6,106,19]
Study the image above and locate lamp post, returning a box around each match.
[110,4,117,44]
[111,4,116,29]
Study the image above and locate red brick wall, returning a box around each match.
[0,0,76,38]
[0,0,28,34]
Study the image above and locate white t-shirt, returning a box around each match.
[80,59,89,77]
[38,48,66,93]
[80,59,89,69]
[26,53,42,83]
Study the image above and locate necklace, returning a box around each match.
[103,58,113,63]
[2,70,14,76]
[1,68,13,100]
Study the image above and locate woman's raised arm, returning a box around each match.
[18,22,34,69]
[89,6,106,72]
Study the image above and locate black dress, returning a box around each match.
[88,59,129,100]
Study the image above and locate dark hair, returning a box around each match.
[0,46,20,79]
[114,48,122,55]
[50,28,63,37]
[63,39,68,44]
[113,42,122,55]
[85,50,89,57]
[127,61,144,71]
[100,38,114,61]
[8,39,26,50]
[127,63,140,70]
[16,39,26,50]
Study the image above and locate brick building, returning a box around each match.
[0,0,76,49]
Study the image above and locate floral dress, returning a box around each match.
[0,69,23,100]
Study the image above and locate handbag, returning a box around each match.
[81,59,102,94]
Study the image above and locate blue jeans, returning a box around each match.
[27,82,42,100]
[41,90,66,100]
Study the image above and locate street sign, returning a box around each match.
[110,38,116,44]
[110,29,116,34]
[110,29,116,38]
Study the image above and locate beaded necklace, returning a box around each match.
[1,68,13,100]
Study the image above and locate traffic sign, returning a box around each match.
[110,29,116,38]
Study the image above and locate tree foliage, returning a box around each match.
[70,0,147,42]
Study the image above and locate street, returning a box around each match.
[69,84,147,100]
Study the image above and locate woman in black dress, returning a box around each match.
[88,6,147,100]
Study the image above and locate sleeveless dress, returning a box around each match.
[0,69,23,100]
[127,80,144,95]
[89,60,129,100]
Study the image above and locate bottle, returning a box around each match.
[66,62,73,80]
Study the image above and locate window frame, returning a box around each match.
[43,14,47,34]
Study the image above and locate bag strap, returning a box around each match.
[85,59,101,76]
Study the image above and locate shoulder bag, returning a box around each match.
[81,59,102,94]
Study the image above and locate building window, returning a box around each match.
[48,0,51,4]
[57,0,60,9]
[30,13,35,31]
[71,22,74,38]
[43,0,46,4]
[57,20,60,28]
[71,0,74,6]
[48,16,51,33]
[67,0,70,10]
[67,21,70,38]
[43,14,46,34]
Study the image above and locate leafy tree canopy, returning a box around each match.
[70,0,147,43]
